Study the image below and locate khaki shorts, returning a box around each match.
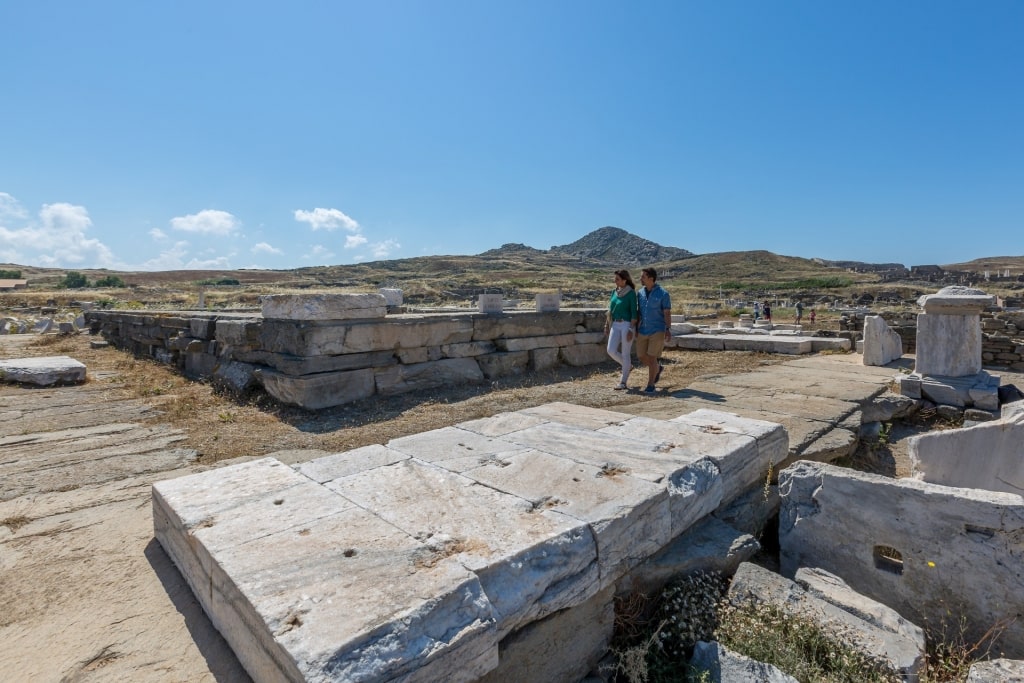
[636,331,665,358]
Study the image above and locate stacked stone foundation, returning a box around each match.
[85,309,609,409]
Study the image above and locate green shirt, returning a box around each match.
[608,287,638,323]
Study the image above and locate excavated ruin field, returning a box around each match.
[0,332,784,682]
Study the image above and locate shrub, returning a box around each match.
[60,271,89,288]
[94,275,125,288]
[195,278,240,286]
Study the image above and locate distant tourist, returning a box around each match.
[605,269,638,390]
[809,308,816,324]
[763,301,772,322]
[637,267,672,394]
[753,301,761,320]
[795,300,804,323]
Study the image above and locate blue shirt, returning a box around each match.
[638,284,671,335]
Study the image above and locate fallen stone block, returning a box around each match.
[0,355,86,386]
[690,640,797,683]
[211,360,259,395]
[728,562,925,679]
[966,657,1024,682]
[671,322,699,335]
[897,373,922,399]
[963,408,999,424]
[861,391,919,422]
[863,315,903,366]
[796,567,926,647]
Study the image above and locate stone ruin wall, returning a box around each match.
[780,460,1024,658]
[840,309,1024,370]
[84,309,610,409]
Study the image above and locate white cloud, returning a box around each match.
[137,241,190,270]
[0,192,29,220]
[170,209,240,236]
[344,234,368,249]
[130,240,234,271]
[371,239,401,259]
[294,207,359,232]
[302,244,335,261]
[0,198,117,267]
[252,241,283,255]
[150,227,168,240]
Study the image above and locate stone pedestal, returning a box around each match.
[478,294,503,314]
[901,287,1000,410]
[534,293,560,313]
[914,286,993,377]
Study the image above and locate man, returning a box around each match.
[636,267,672,394]
[795,300,804,324]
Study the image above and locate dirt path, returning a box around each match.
[1,332,780,682]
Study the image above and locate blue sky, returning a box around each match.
[2,1,1022,271]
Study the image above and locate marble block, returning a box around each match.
[0,355,87,386]
[260,293,387,321]
[862,315,902,366]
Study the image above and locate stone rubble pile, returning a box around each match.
[0,310,86,335]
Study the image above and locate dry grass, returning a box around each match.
[6,332,783,464]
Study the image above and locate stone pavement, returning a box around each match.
[623,353,915,470]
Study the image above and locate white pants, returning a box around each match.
[606,320,634,384]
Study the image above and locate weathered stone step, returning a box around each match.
[154,403,788,683]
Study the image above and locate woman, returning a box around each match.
[605,269,638,390]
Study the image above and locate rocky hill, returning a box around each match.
[547,226,694,266]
